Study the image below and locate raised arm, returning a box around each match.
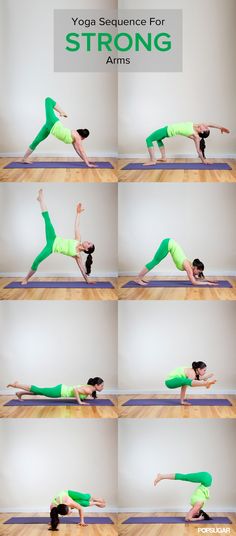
[207,124,230,133]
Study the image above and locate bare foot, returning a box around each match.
[181,400,191,406]
[206,380,217,389]
[156,159,167,163]
[37,189,43,202]
[20,159,32,164]
[154,473,162,486]
[16,392,23,400]
[135,279,148,286]
[21,279,28,286]
[143,160,157,166]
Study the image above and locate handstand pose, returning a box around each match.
[49,489,106,530]
[136,237,217,286]
[21,189,95,285]
[165,362,216,405]
[21,97,96,168]
[7,377,104,406]
[145,122,230,165]
[154,471,213,522]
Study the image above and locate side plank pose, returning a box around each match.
[136,237,218,286]
[22,97,96,167]
[154,472,213,522]
[165,362,216,405]
[21,189,95,285]
[7,377,104,406]
[49,489,106,530]
[145,122,230,165]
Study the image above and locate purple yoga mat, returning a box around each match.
[122,280,232,288]
[4,516,113,525]
[123,516,232,524]
[5,281,114,289]
[4,161,114,169]
[5,398,114,407]
[123,398,232,407]
[122,162,232,170]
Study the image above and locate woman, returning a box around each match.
[145,122,230,165]
[21,189,95,285]
[7,377,104,406]
[165,362,216,405]
[136,237,217,286]
[22,97,96,167]
[154,472,213,522]
[49,489,106,530]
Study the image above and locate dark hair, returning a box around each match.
[199,130,210,158]
[77,128,90,139]
[85,245,95,275]
[87,377,104,399]
[49,505,69,531]
[192,361,207,380]
[194,509,212,521]
[192,258,204,279]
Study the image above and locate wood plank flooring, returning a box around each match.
[118,513,236,535]
[0,513,118,535]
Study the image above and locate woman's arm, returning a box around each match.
[73,386,91,405]
[72,139,96,168]
[68,500,87,526]
[74,256,90,284]
[184,262,217,286]
[185,503,203,521]
[192,135,209,164]
[207,124,230,133]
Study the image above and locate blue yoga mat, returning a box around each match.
[122,162,232,170]
[5,281,114,289]
[4,161,114,169]
[122,280,232,288]
[5,398,114,407]
[4,516,114,525]
[123,516,232,524]
[123,398,232,407]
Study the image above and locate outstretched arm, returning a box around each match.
[74,203,84,241]
[184,262,217,286]
[207,124,230,133]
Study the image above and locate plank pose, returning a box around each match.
[136,237,217,286]
[154,472,213,522]
[7,377,104,406]
[49,489,106,529]
[165,362,216,405]
[145,122,230,165]
[21,189,95,285]
[21,97,96,167]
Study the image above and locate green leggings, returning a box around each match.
[31,211,56,271]
[146,126,169,148]
[68,490,91,507]
[175,472,212,487]
[165,377,193,389]
[145,238,170,271]
[29,97,59,151]
[30,384,62,397]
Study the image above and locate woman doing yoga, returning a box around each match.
[145,122,230,165]
[49,489,106,529]
[136,237,217,286]
[22,97,96,167]
[154,472,213,522]
[165,362,216,405]
[7,377,104,406]
[21,189,95,285]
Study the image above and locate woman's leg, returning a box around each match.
[7,381,31,391]
[90,498,106,508]
[68,491,91,507]
[154,473,175,486]
[30,384,62,398]
[21,98,60,163]
[136,238,170,285]
[175,472,212,487]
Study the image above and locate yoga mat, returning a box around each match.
[5,398,114,407]
[122,280,232,288]
[5,516,113,525]
[4,161,114,169]
[123,398,232,407]
[122,162,232,170]
[5,281,114,289]
[123,516,232,524]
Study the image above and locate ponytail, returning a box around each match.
[87,377,104,399]
[196,509,213,521]
[192,361,207,380]
[199,129,210,159]
[84,245,95,276]
[49,504,69,531]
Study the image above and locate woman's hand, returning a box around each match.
[87,163,97,168]
[77,203,85,214]
[79,521,88,527]
[203,159,212,165]
[221,127,230,134]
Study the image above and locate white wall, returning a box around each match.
[0,420,117,511]
[0,0,117,156]
[0,301,117,393]
[118,184,236,275]
[118,301,236,393]
[118,0,236,157]
[0,183,118,275]
[118,419,236,511]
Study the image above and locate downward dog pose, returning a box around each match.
[165,362,216,405]
[49,489,106,530]
[22,97,96,167]
[145,122,230,165]
[7,377,104,406]
[136,237,217,286]
[154,472,213,522]
[21,189,95,285]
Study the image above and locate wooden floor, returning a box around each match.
[0,513,118,535]
[118,158,236,182]
[118,513,236,535]
[0,277,118,301]
[118,395,236,419]
[118,277,236,301]
[0,157,117,183]
[0,395,118,419]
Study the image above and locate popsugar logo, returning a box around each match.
[197,529,230,534]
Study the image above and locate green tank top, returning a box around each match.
[168,239,187,271]
[190,484,210,507]
[52,237,79,257]
[52,490,69,506]
[50,121,73,144]
[61,384,88,400]
[167,122,194,138]
[166,366,187,380]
